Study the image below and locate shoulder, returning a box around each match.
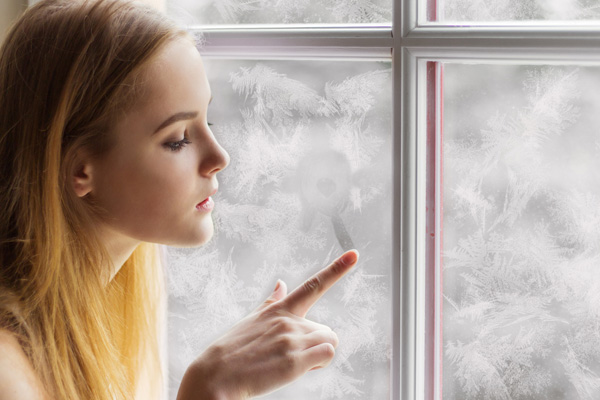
[0,329,48,400]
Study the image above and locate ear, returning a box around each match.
[71,161,94,198]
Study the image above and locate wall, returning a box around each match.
[0,0,167,46]
[0,0,26,45]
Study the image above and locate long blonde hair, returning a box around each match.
[0,1,187,398]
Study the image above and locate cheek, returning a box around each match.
[93,144,213,246]
[98,151,196,222]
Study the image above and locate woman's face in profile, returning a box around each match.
[88,38,229,247]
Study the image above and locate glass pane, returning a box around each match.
[166,59,392,399]
[433,0,600,22]
[167,0,392,24]
[442,64,600,399]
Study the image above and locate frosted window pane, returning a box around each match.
[442,64,600,399]
[166,60,392,399]
[437,0,600,22]
[166,0,392,24]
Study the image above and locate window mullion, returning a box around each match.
[406,45,600,64]
[397,43,420,400]
[405,25,600,52]
[193,25,393,59]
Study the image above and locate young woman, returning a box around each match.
[0,0,359,399]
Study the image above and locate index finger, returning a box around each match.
[280,250,359,317]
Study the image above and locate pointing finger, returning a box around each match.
[280,250,358,317]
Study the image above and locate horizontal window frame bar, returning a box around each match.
[193,23,600,41]
[402,37,600,50]
[406,25,600,48]
[193,25,393,59]
[194,25,393,45]
[197,46,392,60]
[193,25,600,60]
[406,46,600,63]
[191,23,392,32]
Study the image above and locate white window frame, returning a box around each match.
[405,8,600,400]
[192,3,600,400]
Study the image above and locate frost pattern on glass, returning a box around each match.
[167,0,391,24]
[442,65,600,399]
[166,60,392,399]
[441,0,600,21]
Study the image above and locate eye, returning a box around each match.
[163,137,191,152]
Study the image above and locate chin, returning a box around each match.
[173,221,215,248]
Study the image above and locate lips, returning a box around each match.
[196,187,218,212]
[196,196,214,212]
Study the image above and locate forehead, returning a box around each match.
[134,38,209,112]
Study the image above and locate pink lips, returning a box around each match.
[196,196,214,212]
[196,188,218,212]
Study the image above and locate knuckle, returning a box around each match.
[275,334,294,351]
[330,259,345,275]
[314,321,331,331]
[303,275,322,294]
[321,343,336,360]
[282,352,300,376]
[206,343,225,360]
[273,316,294,333]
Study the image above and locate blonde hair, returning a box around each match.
[0,0,187,398]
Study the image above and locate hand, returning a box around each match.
[176,249,359,400]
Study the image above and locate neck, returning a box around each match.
[96,225,141,282]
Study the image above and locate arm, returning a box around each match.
[0,330,48,400]
[176,250,359,400]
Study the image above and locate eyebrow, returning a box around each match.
[154,111,199,134]
[152,96,213,134]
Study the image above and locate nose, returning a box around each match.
[199,128,230,176]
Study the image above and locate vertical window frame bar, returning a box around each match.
[424,60,443,400]
[392,1,404,400]
[434,62,444,400]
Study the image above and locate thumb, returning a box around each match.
[257,280,288,311]
[269,279,288,302]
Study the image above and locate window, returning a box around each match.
[165,3,394,400]
[164,1,600,399]
[441,63,600,400]
[166,59,393,400]
[419,3,600,400]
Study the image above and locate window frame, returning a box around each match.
[406,5,600,400]
[196,22,400,400]
[188,2,600,400]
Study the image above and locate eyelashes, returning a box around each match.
[164,137,191,152]
[163,123,214,152]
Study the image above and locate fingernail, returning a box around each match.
[274,279,282,292]
[341,250,358,265]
